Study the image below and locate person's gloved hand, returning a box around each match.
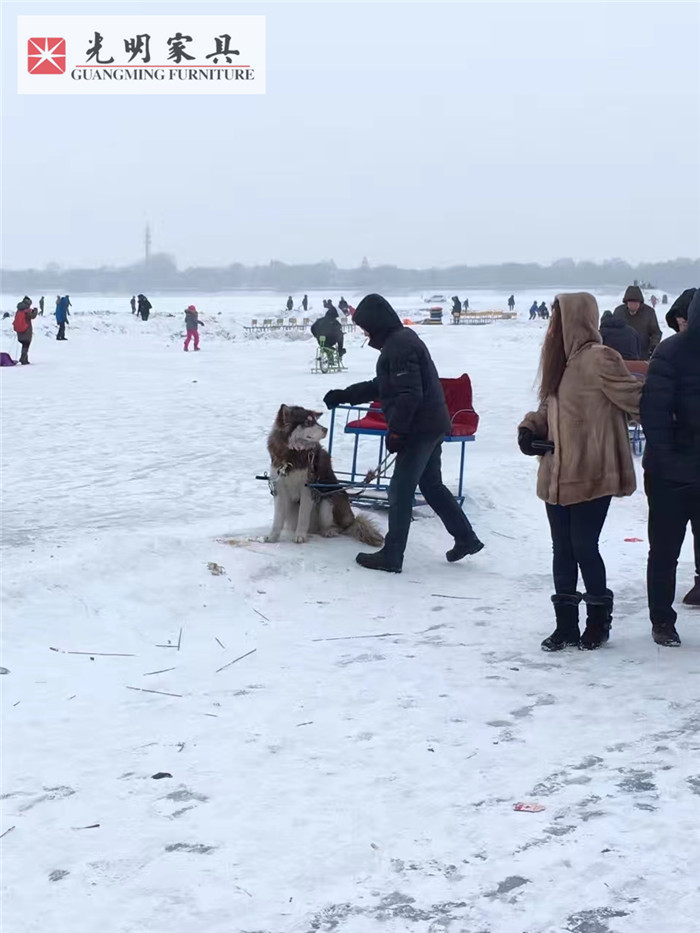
[323,389,347,409]
[386,432,407,454]
[518,427,540,456]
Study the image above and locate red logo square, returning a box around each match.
[28,38,66,75]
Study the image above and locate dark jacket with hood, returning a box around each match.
[137,294,152,319]
[613,285,661,359]
[340,294,451,436]
[641,287,700,486]
[311,307,343,347]
[665,287,697,332]
[599,310,642,360]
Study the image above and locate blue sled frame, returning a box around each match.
[311,404,476,508]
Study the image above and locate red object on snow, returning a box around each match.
[346,373,479,438]
[513,802,546,812]
[624,537,644,543]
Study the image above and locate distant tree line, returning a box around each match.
[3,254,698,295]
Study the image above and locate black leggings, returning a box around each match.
[545,496,612,596]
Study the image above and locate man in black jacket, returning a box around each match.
[613,285,661,359]
[599,310,642,360]
[323,293,483,572]
[640,288,700,646]
[311,306,345,356]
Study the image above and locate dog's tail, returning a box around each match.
[345,513,384,548]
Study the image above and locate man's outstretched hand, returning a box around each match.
[323,390,347,409]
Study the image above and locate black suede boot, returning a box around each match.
[682,576,700,607]
[580,592,613,650]
[541,593,581,651]
[356,548,402,573]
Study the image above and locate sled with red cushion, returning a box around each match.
[322,373,479,506]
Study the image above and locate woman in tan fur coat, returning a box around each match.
[518,293,642,651]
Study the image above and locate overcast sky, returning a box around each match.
[2,0,699,270]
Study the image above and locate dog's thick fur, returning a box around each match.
[266,404,384,546]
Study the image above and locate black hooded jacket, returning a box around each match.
[641,287,700,485]
[612,285,661,358]
[310,308,343,347]
[341,294,451,436]
[599,311,642,360]
[665,288,697,332]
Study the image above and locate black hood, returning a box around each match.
[325,307,339,320]
[665,287,697,332]
[353,294,402,348]
[687,287,700,336]
[600,310,622,328]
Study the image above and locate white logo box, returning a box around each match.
[18,15,265,95]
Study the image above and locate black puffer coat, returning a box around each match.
[342,294,451,436]
[310,308,343,347]
[599,311,642,360]
[641,288,700,485]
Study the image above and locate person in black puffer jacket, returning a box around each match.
[323,293,483,572]
[310,306,345,356]
[599,310,642,360]
[640,287,700,646]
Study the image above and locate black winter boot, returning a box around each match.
[682,577,700,607]
[580,592,613,650]
[446,538,485,562]
[356,548,402,573]
[541,594,581,651]
[652,624,682,647]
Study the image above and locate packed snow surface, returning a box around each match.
[1,291,698,933]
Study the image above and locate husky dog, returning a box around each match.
[266,404,384,546]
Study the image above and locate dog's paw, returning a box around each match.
[321,526,340,538]
[294,534,308,544]
[264,533,280,543]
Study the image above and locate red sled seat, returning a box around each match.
[345,373,479,439]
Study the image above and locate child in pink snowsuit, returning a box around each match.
[184,305,203,350]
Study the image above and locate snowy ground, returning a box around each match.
[2,291,699,933]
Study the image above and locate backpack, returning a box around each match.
[13,309,29,334]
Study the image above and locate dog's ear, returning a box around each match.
[312,411,324,420]
[275,404,291,426]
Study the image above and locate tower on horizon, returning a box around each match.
[144,223,151,264]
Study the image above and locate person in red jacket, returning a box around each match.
[13,297,38,365]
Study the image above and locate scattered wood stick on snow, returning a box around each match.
[312,632,403,642]
[431,594,480,601]
[12,701,20,707]
[72,824,100,830]
[125,686,183,698]
[215,637,226,650]
[296,721,314,727]
[177,627,183,651]
[253,608,270,623]
[155,643,178,649]
[215,648,257,673]
[0,826,15,840]
[50,648,136,656]
[143,667,177,677]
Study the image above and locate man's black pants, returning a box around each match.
[645,473,700,626]
[384,434,477,565]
